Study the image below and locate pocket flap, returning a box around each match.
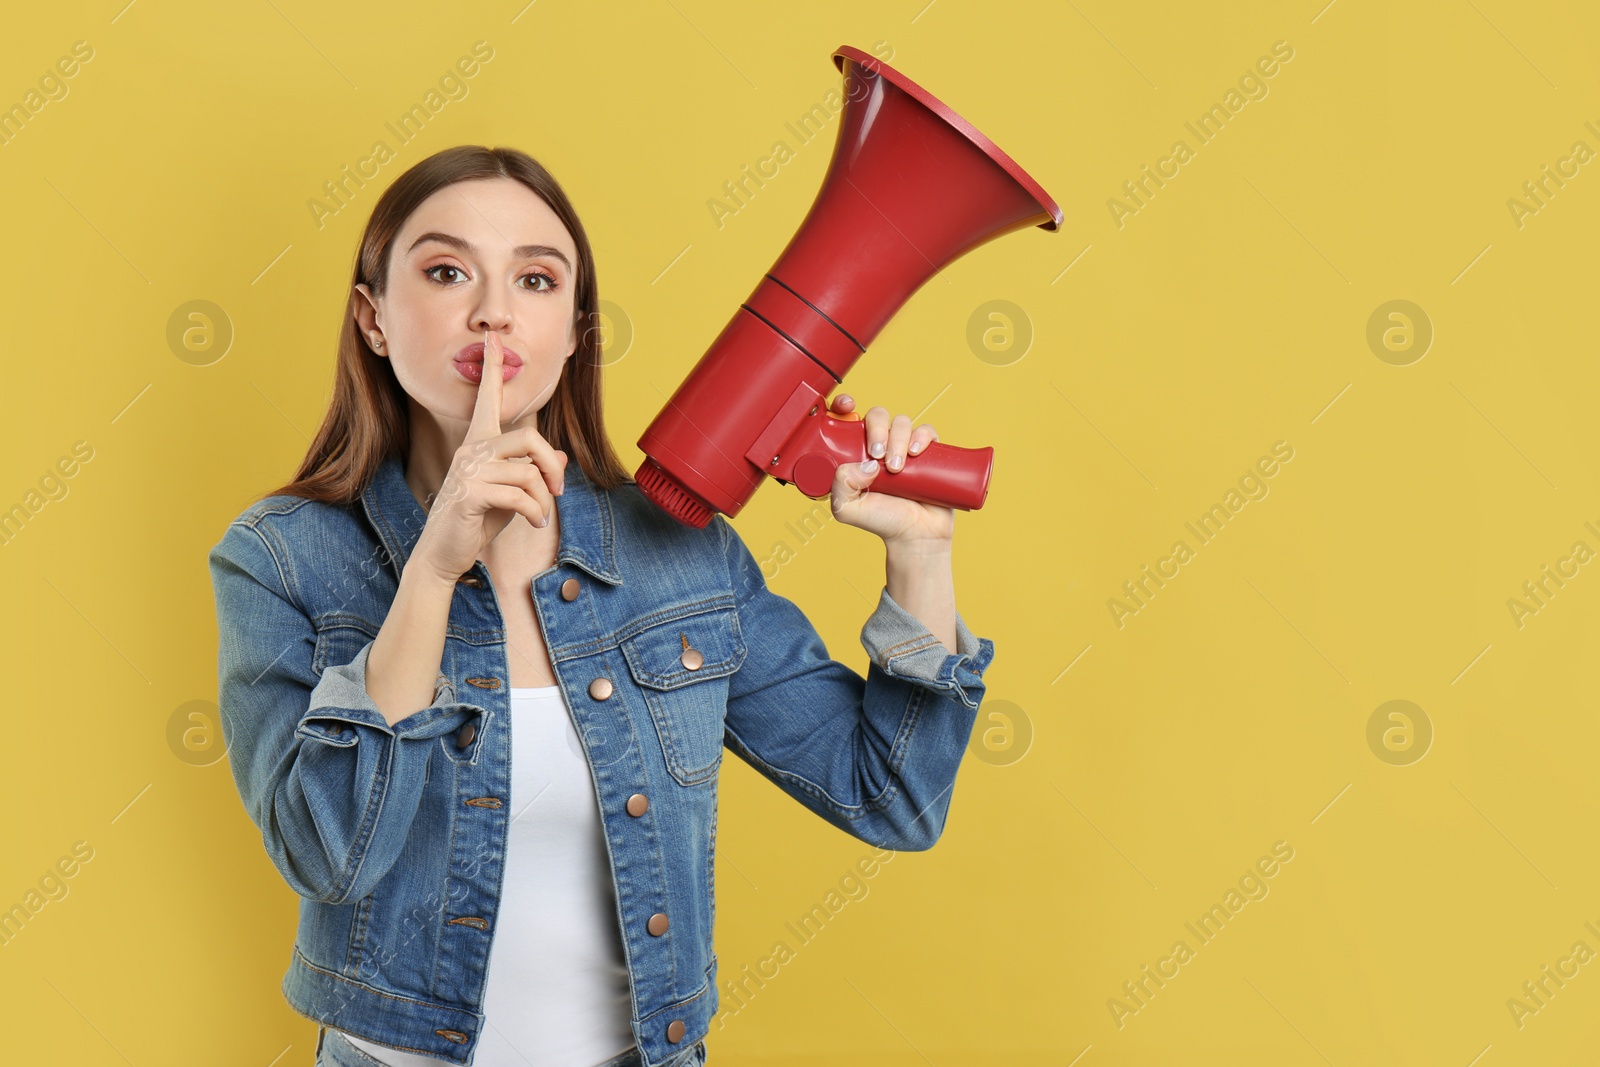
[621,609,746,690]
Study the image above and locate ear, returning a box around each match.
[353,283,386,357]
[566,308,582,361]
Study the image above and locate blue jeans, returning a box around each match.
[314,1026,708,1067]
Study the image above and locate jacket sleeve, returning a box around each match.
[208,518,481,905]
[712,514,996,852]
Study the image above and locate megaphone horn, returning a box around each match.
[636,44,1063,528]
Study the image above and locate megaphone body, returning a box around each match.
[636,45,1062,528]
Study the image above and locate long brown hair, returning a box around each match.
[260,145,634,506]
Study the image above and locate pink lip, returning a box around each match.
[455,342,523,366]
[453,342,523,384]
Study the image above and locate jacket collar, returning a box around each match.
[361,451,624,586]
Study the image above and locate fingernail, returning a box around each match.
[888,453,902,471]
[870,441,885,458]
[909,442,922,454]
[860,458,879,473]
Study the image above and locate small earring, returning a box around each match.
[373,337,384,349]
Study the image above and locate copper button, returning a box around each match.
[678,632,704,670]
[456,574,483,588]
[455,722,476,749]
[561,577,581,601]
[626,793,649,817]
[647,912,669,936]
[665,1020,686,1043]
[589,677,614,701]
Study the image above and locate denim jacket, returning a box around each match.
[207,451,995,1067]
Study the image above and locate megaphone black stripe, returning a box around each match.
[763,272,866,354]
[737,303,840,384]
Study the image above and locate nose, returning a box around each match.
[474,309,512,336]
[472,290,513,336]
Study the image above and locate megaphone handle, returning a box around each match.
[780,409,994,511]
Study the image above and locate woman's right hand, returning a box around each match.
[409,328,567,585]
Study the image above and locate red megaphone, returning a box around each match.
[635,44,1062,529]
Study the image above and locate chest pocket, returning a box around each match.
[620,607,746,786]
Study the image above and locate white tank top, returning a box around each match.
[343,685,636,1067]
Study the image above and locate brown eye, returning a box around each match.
[424,265,465,284]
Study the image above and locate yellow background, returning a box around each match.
[2,0,1598,1063]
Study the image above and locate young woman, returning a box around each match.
[209,144,995,1067]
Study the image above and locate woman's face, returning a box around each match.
[354,176,580,432]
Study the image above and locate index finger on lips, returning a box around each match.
[465,327,504,445]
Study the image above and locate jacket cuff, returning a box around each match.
[295,641,485,746]
[860,586,996,712]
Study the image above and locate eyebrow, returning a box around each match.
[406,231,573,273]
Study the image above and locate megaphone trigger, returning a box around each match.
[768,403,992,512]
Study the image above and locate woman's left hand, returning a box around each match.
[828,393,955,546]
